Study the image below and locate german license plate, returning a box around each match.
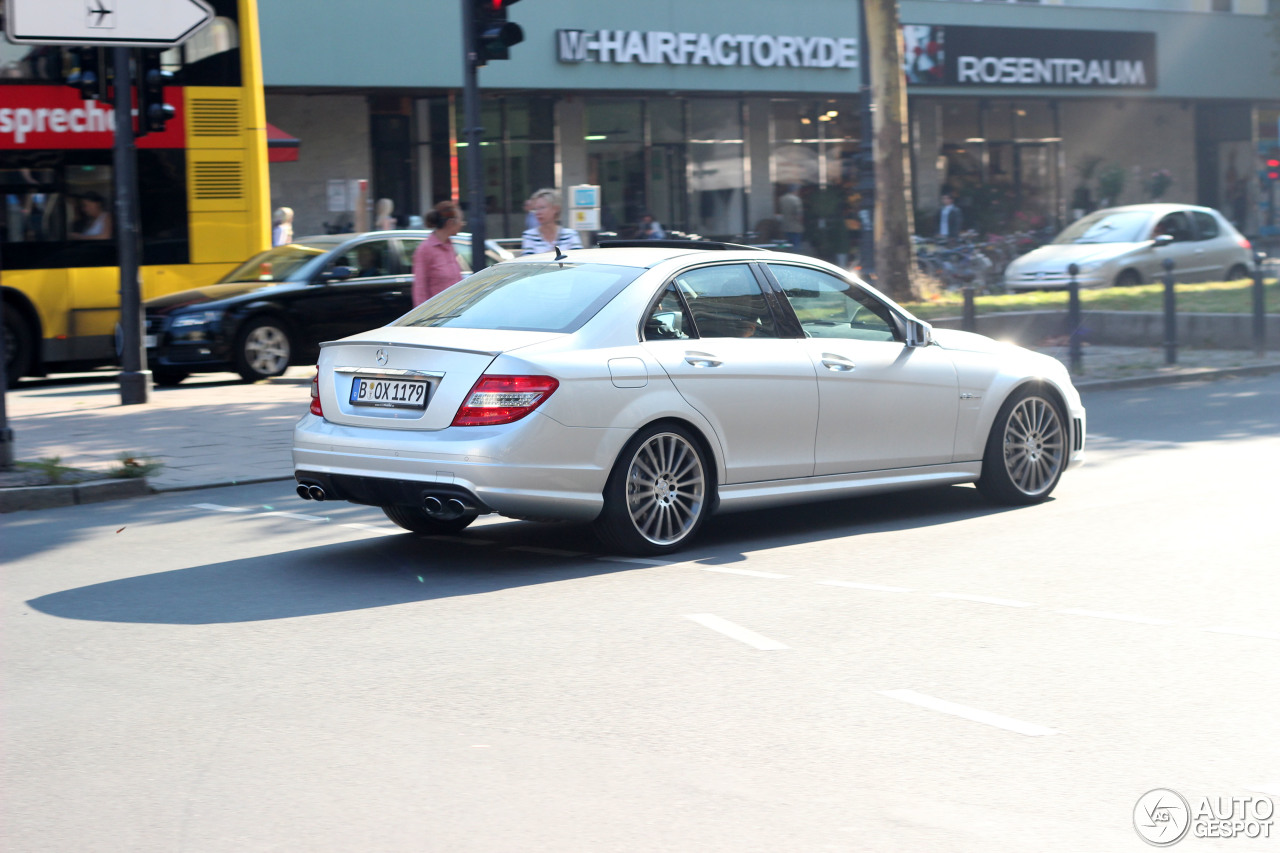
[349,376,429,410]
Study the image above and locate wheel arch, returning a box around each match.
[2,287,44,377]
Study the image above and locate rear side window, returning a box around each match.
[1191,211,1219,240]
[672,264,778,339]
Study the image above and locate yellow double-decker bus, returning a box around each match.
[1,0,270,383]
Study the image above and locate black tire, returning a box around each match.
[1226,264,1250,282]
[3,307,35,387]
[234,316,292,382]
[152,369,190,387]
[977,385,1068,506]
[594,423,712,556]
[382,504,478,535]
[1113,269,1141,288]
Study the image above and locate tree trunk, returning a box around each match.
[864,0,920,301]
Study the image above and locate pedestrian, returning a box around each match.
[640,213,666,240]
[938,193,963,239]
[271,206,293,246]
[375,197,396,231]
[521,188,583,255]
[778,184,804,250]
[411,200,466,305]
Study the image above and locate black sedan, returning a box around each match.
[143,231,503,384]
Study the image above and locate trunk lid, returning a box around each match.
[316,327,562,430]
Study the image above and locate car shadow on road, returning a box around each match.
[25,485,1023,625]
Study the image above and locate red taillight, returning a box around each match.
[310,369,323,417]
[451,375,559,426]
[1238,235,1252,250]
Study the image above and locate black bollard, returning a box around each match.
[962,286,976,333]
[1253,250,1267,358]
[1162,257,1177,365]
[1067,263,1082,374]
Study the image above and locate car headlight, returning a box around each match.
[170,310,222,329]
[1075,261,1105,274]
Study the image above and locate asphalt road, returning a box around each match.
[3,374,1279,852]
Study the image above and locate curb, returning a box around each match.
[0,477,152,513]
[1072,361,1280,391]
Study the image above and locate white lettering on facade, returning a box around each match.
[556,29,858,70]
[957,54,1146,86]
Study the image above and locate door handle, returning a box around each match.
[820,354,856,371]
[684,352,722,368]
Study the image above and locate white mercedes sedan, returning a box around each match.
[293,243,1086,555]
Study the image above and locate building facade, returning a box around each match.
[257,0,1280,253]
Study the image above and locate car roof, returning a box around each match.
[1092,203,1220,216]
[508,243,794,270]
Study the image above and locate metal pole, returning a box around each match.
[461,2,486,273]
[1161,257,1177,366]
[0,239,13,470]
[962,286,975,333]
[856,0,875,278]
[113,46,150,404]
[1252,250,1267,358]
[1067,263,1082,375]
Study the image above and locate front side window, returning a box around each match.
[672,264,777,339]
[332,240,392,277]
[1154,212,1194,242]
[769,264,898,342]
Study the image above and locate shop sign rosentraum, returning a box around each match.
[556,29,858,69]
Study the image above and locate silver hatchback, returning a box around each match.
[1004,204,1254,290]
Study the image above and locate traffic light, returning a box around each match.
[136,50,176,135]
[471,0,523,66]
[1267,158,1280,183]
[65,47,108,101]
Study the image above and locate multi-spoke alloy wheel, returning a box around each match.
[236,318,292,381]
[596,424,710,555]
[977,387,1067,505]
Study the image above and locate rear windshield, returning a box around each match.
[395,262,643,333]
[218,243,331,283]
[1053,211,1152,244]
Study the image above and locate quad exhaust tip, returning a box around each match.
[423,494,472,519]
[296,484,326,501]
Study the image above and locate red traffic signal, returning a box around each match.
[471,0,523,66]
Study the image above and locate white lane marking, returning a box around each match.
[189,503,251,513]
[259,511,328,522]
[342,523,400,536]
[597,556,674,566]
[935,592,1036,608]
[1056,608,1175,627]
[698,566,792,579]
[1249,782,1280,796]
[510,546,587,557]
[1204,627,1280,641]
[880,689,1059,737]
[686,614,790,651]
[816,580,913,593]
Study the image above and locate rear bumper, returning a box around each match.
[291,412,624,522]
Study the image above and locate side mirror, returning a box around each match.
[904,317,933,348]
[1152,234,1174,248]
[318,265,356,283]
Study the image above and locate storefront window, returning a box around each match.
[937,98,1062,234]
[456,96,556,238]
[586,99,645,233]
[688,99,745,241]
[769,99,860,261]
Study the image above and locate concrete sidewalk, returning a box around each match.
[3,348,1280,507]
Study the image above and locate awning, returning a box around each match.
[266,122,299,163]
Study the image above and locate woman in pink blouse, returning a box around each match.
[411,201,466,306]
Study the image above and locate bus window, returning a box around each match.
[2,168,58,243]
[65,166,113,241]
